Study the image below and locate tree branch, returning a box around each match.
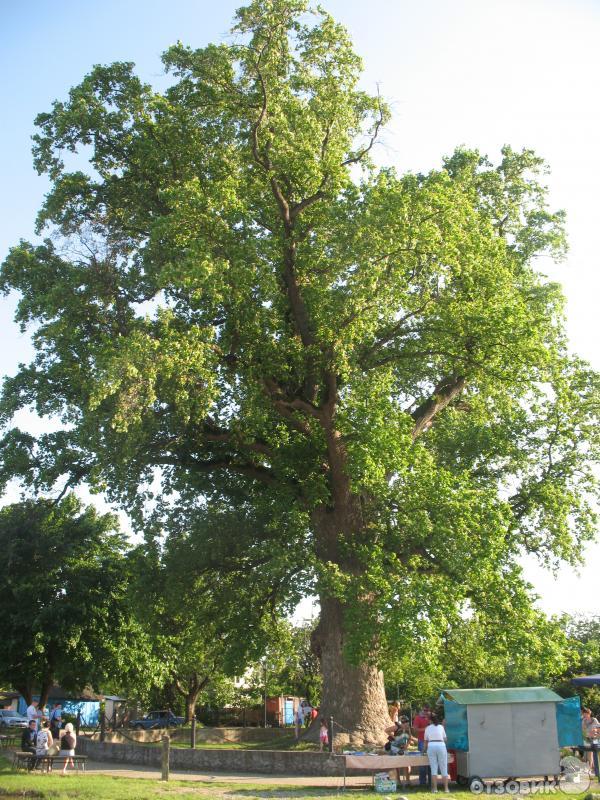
[341,88,385,167]
[157,453,278,486]
[411,374,467,439]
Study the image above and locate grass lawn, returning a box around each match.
[168,734,318,751]
[0,756,594,800]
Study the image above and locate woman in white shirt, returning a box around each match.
[424,713,449,792]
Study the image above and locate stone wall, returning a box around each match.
[77,738,349,776]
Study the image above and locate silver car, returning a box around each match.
[0,709,28,728]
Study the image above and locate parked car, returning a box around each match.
[128,710,185,730]
[0,709,29,728]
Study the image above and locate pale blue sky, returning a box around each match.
[2,0,599,616]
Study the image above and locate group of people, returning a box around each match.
[20,699,77,773]
[386,702,450,792]
[294,700,329,750]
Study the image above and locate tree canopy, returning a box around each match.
[0,496,144,706]
[127,506,302,720]
[1,0,598,741]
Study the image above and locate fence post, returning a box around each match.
[76,710,81,736]
[190,718,196,749]
[100,710,106,742]
[328,715,334,753]
[161,735,170,781]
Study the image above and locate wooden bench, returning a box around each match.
[12,751,87,772]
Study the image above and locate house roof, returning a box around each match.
[441,687,563,705]
[6,685,106,702]
[0,691,21,701]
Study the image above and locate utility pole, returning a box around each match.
[263,661,268,728]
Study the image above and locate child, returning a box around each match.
[319,718,329,751]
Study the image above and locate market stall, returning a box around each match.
[441,687,582,790]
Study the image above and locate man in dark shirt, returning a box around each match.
[21,721,37,769]
[21,721,37,752]
[49,702,62,738]
[413,705,432,786]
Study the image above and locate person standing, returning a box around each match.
[582,707,600,772]
[294,702,305,740]
[319,718,329,751]
[424,713,450,793]
[413,705,432,786]
[26,699,41,730]
[49,703,62,738]
[59,722,77,774]
[302,701,312,728]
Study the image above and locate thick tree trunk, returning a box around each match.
[309,419,390,746]
[185,691,200,724]
[16,684,33,705]
[39,676,53,710]
[311,596,389,747]
[175,674,209,723]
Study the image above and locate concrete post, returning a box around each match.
[161,735,170,781]
[328,716,334,753]
[191,718,196,749]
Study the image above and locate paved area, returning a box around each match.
[85,760,364,788]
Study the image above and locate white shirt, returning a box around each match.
[26,704,39,727]
[36,729,50,755]
[424,723,447,743]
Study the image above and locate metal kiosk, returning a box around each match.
[441,687,583,791]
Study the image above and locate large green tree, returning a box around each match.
[1,0,599,742]
[0,496,144,707]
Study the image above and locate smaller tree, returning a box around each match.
[383,598,570,707]
[260,621,322,707]
[0,496,143,707]
[128,506,298,722]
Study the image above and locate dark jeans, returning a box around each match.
[418,739,431,785]
[22,746,36,770]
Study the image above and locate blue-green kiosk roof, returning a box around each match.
[441,687,563,705]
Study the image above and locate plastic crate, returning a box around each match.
[374,774,397,793]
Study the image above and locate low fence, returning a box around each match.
[77,738,346,776]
